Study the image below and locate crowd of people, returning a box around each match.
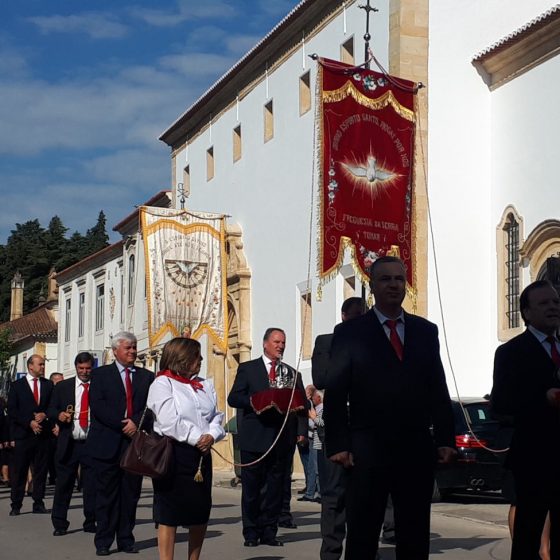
[1,255,559,560]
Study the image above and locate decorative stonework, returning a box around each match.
[520,219,560,280]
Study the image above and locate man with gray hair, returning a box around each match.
[86,332,154,556]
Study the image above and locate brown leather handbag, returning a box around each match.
[120,407,172,479]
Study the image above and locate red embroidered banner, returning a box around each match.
[318,58,417,288]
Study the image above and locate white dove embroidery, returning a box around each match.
[341,156,396,184]
[164,260,208,289]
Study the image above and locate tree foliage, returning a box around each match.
[0,212,110,322]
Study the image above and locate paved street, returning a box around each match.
[0,476,511,559]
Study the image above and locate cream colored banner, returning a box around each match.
[141,207,228,351]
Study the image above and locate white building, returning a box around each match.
[158,0,560,401]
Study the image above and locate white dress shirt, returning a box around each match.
[528,325,560,359]
[373,306,405,344]
[26,373,40,400]
[116,362,135,417]
[147,375,225,447]
[72,377,90,440]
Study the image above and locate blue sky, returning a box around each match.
[0,0,299,243]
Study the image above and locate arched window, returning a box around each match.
[128,254,135,306]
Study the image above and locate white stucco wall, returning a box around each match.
[173,4,389,383]
[428,1,558,397]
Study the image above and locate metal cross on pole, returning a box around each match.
[177,182,187,210]
[358,0,378,69]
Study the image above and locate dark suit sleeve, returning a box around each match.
[7,383,32,430]
[131,369,154,428]
[426,324,455,449]
[47,382,64,423]
[311,334,333,390]
[323,328,352,457]
[227,363,252,410]
[490,344,516,416]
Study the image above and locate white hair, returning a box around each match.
[111,331,137,350]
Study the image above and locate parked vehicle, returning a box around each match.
[433,397,506,501]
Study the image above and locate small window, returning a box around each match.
[78,292,85,338]
[128,255,135,306]
[64,298,71,342]
[182,165,190,197]
[341,37,355,65]
[299,71,311,116]
[233,125,242,162]
[300,291,312,360]
[96,284,105,331]
[206,147,214,181]
[343,275,356,300]
[264,100,274,142]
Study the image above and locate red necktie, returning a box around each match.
[269,361,277,385]
[124,368,133,418]
[79,383,89,430]
[385,319,404,361]
[33,378,39,404]
[547,337,560,368]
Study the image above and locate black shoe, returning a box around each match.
[33,504,48,514]
[96,549,110,556]
[261,538,283,547]
[382,534,396,545]
[297,495,314,502]
[117,546,138,554]
[297,488,306,494]
[244,539,258,547]
[278,520,297,529]
[53,529,67,536]
[9,508,20,516]
[83,525,97,533]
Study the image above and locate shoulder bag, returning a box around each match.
[120,406,172,479]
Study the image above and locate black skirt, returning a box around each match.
[152,440,213,527]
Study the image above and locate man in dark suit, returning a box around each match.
[7,354,54,515]
[491,280,560,559]
[312,296,364,560]
[324,256,456,560]
[49,352,96,536]
[227,328,307,548]
[87,332,154,556]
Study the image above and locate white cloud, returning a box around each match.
[159,52,236,78]
[28,13,128,39]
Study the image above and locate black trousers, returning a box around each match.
[240,447,289,541]
[512,471,560,560]
[10,436,49,509]
[320,449,347,560]
[345,463,433,560]
[91,454,142,551]
[51,440,96,531]
[279,443,297,524]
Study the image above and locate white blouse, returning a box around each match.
[147,375,225,447]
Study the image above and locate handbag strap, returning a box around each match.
[137,405,149,431]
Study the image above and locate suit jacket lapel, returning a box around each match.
[368,310,403,365]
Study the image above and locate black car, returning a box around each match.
[433,397,506,501]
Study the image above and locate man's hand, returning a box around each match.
[196,434,214,454]
[328,451,354,468]
[546,388,560,407]
[58,411,72,423]
[34,412,46,423]
[30,419,43,435]
[296,435,307,447]
[437,446,457,464]
[52,424,60,437]
[121,419,137,437]
[308,407,317,420]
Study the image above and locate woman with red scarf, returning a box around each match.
[147,337,225,560]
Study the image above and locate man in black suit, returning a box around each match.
[49,352,96,536]
[87,332,154,556]
[491,280,560,559]
[312,296,364,560]
[7,354,54,515]
[324,257,456,560]
[227,328,307,548]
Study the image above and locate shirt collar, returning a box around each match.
[528,325,558,343]
[116,361,135,374]
[262,355,273,368]
[373,306,404,325]
[26,373,38,383]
